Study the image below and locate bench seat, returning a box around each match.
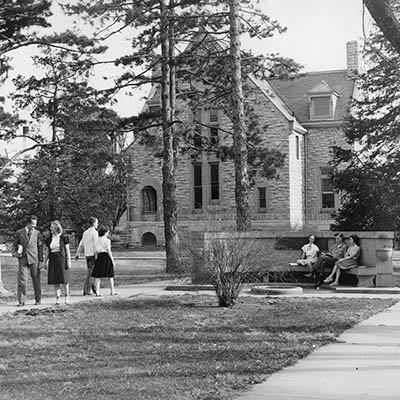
[266,263,377,287]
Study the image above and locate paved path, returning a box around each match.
[0,280,179,315]
[236,299,400,400]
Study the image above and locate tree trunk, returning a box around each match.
[229,0,251,232]
[364,0,400,54]
[160,0,181,273]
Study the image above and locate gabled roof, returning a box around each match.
[307,80,338,96]
[248,75,306,134]
[268,70,355,123]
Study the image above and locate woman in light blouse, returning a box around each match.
[44,220,71,305]
[296,234,320,269]
[91,225,117,296]
[324,234,361,286]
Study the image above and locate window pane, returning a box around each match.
[210,163,219,200]
[322,193,335,208]
[194,164,203,209]
[321,166,333,176]
[194,187,203,209]
[209,108,218,123]
[129,206,135,221]
[194,164,202,186]
[210,126,218,146]
[322,178,333,192]
[142,187,157,212]
[258,187,266,209]
[194,132,202,147]
[313,96,330,117]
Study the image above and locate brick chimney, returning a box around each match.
[346,40,359,79]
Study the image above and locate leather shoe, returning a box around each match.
[17,302,25,307]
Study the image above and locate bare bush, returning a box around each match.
[183,233,278,307]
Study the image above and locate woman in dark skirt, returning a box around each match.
[44,220,71,305]
[91,225,116,296]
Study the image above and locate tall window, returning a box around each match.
[296,135,300,160]
[193,126,202,148]
[210,162,219,201]
[193,163,203,209]
[193,109,202,148]
[258,187,267,211]
[321,167,335,209]
[128,206,135,221]
[142,186,157,213]
[210,126,218,146]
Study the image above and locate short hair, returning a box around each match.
[334,233,344,240]
[88,217,98,226]
[308,234,316,240]
[27,215,38,224]
[50,220,63,234]
[98,225,109,237]
[349,234,360,246]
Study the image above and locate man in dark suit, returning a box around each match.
[12,215,44,306]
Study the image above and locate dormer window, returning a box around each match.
[310,95,332,119]
[308,80,339,121]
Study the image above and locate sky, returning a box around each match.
[256,0,372,72]
[1,0,374,156]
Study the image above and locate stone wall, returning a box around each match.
[304,124,349,229]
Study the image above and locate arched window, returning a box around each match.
[142,232,157,247]
[142,186,157,213]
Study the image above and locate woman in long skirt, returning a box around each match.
[91,225,117,296]
[44,220,71,305]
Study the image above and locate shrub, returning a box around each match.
[184,233,278,307]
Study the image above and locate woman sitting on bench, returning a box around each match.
[296,234,319,270]
[311,232,347,286]
[324,234,361,286]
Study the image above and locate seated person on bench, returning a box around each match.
[311,233,347,286]
[296,234,319,269]
[324,234,361,286]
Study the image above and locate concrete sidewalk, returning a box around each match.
[0,280,180,315]
[236,300,400,400]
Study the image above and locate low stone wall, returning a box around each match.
[190,231,395,287]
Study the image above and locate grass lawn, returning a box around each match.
[0,294,397,400]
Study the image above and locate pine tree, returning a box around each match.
[332,28,400,231]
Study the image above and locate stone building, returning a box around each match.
[120,40,359,248]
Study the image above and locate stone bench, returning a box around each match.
[265,263,377,287]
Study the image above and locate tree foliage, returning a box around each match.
[2,43,129,233]
[0,0,52,80]
[331,28,400,231]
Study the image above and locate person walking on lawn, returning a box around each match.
[12,215,44,306]
[91,225,117,297]
[44,220,72,305]
[76,216,98,295]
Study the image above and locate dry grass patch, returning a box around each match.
[0,295,397,400]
